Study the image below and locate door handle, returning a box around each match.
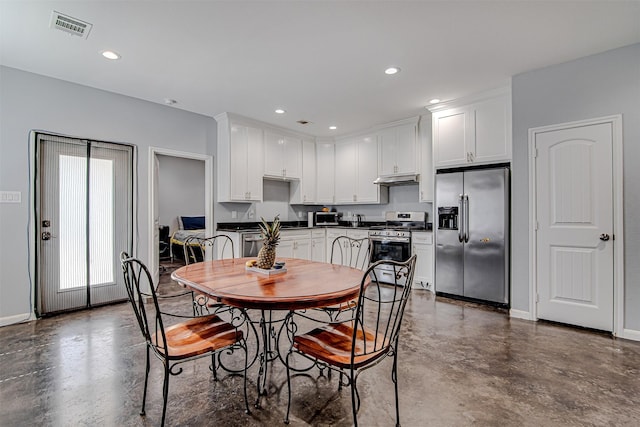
[42,231,52,240]
[463,194,470,243]
[599,234,610,241]
[458,194,464,243]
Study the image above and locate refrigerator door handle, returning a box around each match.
[463,194,470,243]
[458,194,464,242]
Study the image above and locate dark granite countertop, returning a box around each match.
[216,221,432,232]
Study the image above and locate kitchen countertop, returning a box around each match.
[216,221,432,232]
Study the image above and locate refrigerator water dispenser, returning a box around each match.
[438,207,458,230]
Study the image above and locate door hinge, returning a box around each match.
[535,221,539,231]
[534,148,538,158]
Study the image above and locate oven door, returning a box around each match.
[369,237,411,285]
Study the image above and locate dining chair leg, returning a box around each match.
[211,354,218,381]
[284,350,293,424]
[392,346,401,427]
[243,339,251,414]
[140,345,150,416]
[350,367,359,427]
[161,362,170,427]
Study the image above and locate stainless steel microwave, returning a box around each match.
[314,212,342,226]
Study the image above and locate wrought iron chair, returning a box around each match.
[284,255,417,426]
[183,235,235,315]
[314,236,371,320]
[120,252,250,426]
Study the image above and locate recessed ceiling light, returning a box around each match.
[275,109,286,114]
[329,126,337,130]
[101,50,120,60]
[429,98,441,104]
[384,67,400,75]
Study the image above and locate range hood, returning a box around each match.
[373,173,420,186]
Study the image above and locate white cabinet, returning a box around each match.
[215,113,264,202]
[432,91,511,168]
[419,115,433,202]
[215,231,242,259]
[412,231,433,290]
[279,229,311,260]
[315,142,335,204]
[291,139,317,204]
[335,135,387,204]
[379,122,417,176]
[264,131,302,179]
[310,229,325,262]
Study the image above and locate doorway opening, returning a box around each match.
[148,148,213,285]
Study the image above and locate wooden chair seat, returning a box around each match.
[152,314,243,360]
[293,322,388,369]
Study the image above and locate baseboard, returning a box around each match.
[509,309,533,321]
[0,312,34,327]
[618,328,640,342]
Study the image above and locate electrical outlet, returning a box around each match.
[248,210,255,219]
[0,191,21,203]
[298,211,303,218]
[231,211,237,219]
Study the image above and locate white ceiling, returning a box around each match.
[1,1,639,137]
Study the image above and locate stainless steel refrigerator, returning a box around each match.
[435,166,509,305]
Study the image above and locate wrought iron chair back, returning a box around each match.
[183,234,234,265]
[330,236,371,270]
[182,235,234,315]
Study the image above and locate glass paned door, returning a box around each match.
[37,134,133,314]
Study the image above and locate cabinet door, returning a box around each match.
[263,131,284,177]
[473,96,511,164]
[412,243,433,289]
[316,143,335,204]
[334,141,357,203]
[419,116,433,202]
[326,229,344,262]
[277,240,295,259]
[433,108,470,168]
[294,238,311,260]
[283,136,302,179]
[246,126,264,201]
[395,123,417,174]
[310,237,325,262]
[355,135,379,203]
[300,140,316,203]
[378,127,397,176]
[229,125,249,201]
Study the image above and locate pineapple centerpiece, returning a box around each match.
[256,216,281,269]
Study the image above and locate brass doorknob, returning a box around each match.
[599,234,610,241]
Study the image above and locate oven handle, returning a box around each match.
[369,236,411,243]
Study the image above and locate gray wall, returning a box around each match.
[157,154,206,233]
[0,66,216,323]
[511,43,640,329]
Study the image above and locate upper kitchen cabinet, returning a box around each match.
[264,131,302,180]
[215,113,264,202]
[335,135,388,204]
[378,118,419,176]
[290,139,317,204]
[432,88,511,168]
[315,141,335,204]
[419,114,433,202]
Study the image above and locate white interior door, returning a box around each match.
[535,122,614,331]
[37,134,133,314]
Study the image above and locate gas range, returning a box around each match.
[368,212,428,240]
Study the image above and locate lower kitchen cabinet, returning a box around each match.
[310,229,326,262]
[412,231,433,290]
[325,228,370,269]
[279,229,311,260]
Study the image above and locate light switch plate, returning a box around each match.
[0,191,21,203]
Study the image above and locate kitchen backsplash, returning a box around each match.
[216,180,432,223]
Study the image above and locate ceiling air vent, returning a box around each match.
[50,11,92,39]
[296,120,312,125]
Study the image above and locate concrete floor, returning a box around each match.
[2,272,640,426]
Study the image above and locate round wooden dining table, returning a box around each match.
[171,257,365,311]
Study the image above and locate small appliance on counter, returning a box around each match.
[314,211,342,226]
